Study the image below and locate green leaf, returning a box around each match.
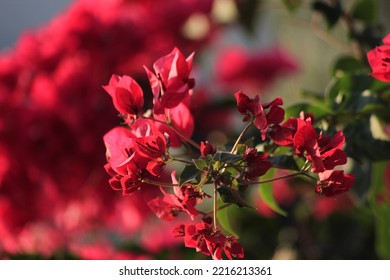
[312,1,342,29]
[217,205,239,237]
[268,155,300,171]
[285,103,331,120]
[217,186,253,208]
[213,151,243,164]
[179,164,199,186]
[192,159,208,171]
[332,55,365,75]
[350,0,377,23]
[258,169,287,216]
[282,0,302,13]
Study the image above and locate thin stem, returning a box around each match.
[251,171,318,185]
[231,121,253,154]
[255,172,301,184]
[301,172,318,181]
[143,116,200,150]
[142,178,178,188]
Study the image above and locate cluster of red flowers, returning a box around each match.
[271,114,353,196]
[0,0,215,258]
[103,48,195,194]
[235,92,354,197]
[103,48,247,260]
[103,46,354,259]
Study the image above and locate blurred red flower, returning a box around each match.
[216,46,298,93]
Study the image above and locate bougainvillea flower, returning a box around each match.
[120,173,145,196]
[267,120,296,146]
[132,120,170,176]
[315,170,355,197]
[270,114,347,173]
[294,119,347,173]
[103,126,136,175]
[103,119,170,194]
[235,91,285,139]
[220,236,245,260]
[103,74,144,119]
[367,34,390,82]
[134,132,167,160]
[235,91,265,125]
[153,102,194,148]
[243,147,273,181]
[318,131,345,158]
[173,217,244,260]
[148,186,200,221]
[269,112,316,147]
[293,119,324,172]
[147,172,206,220]
[144,48,195,114]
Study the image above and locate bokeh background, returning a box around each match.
[1,0,390,259]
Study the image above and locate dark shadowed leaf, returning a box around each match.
[179,164,199,186]
[214,151,243,163]
[344,119,390,161]
[268,155,300,171]
[218,185,253,208]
